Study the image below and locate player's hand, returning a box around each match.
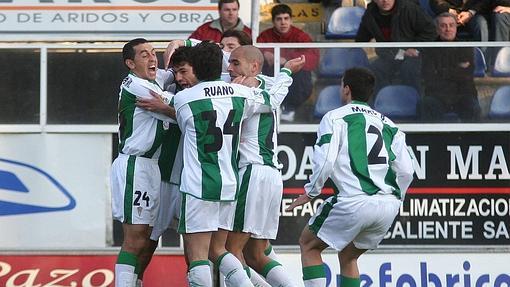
[163,40,184,70]
[285,194,312,211]
[284,55,306,74]
[136,90,166,112]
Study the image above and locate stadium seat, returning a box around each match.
[325,6,365,39]
[318,48,369,78]
[488,85,510,119]
[374,85,419,120]
[473,47,487,77]
[492,47,510,77]
[314,85,343,118]
[419,0,436,17]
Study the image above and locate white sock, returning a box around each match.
[115,264,136,287]
[302,265,327,287]
[135,279,143,287]
[188,263,212,287]
[249,267,271,287]
[218,252,253,287]
[264,263,296,287]
[304,278,327,287]
[264,245,279,261]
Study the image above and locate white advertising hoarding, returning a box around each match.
[0,0,219,40]
[276,252,510,287]
[0,134,111,248]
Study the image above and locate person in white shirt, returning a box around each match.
[111,38,176,287]
[286,67,414,287]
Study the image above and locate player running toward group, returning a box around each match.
[287,67,414,287]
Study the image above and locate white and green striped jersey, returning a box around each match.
[305,101,414,200]
[173,80,270,201]
[238,70,293,169]
[155,69,183,184]
[117,72,175,159]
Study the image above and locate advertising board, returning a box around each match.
[275,132,510,247]
[0,134,111,248]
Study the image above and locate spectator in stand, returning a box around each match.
[189,0,252,43]
[221,30,253,52]
[356,0,437,99]
[257,3,320,122]
[430,0,490,42]
[491,0,510,41]
[421,12,481,121]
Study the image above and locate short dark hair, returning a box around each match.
[271,4,292,21]
[219,0,239,10]
[122,38,148,64]
[170,46,193,68]
[342,67,375,102]
[221,30,252,46]
[191,41,222,81]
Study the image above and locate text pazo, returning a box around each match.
[276,144,510,181]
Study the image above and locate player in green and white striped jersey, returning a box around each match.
[287,68,414,287]
[110,38,177,287]
[225,45,304,287]
[130,49,195,287]
[172,41,266,287]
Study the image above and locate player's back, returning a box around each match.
[173,80,255,201]
[327,101,405,199]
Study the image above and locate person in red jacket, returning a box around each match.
[257,3,320,122]
[189,0,252,43]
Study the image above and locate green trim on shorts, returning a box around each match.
[189,260,210,271]
[340,275,361,287]
[233,164,252,231]
[117,250,138,267]
[177,193,187,234]
[123,155,136,224]
[264,244,273,256]
[261,260,281,278]
[309,196,337,234]
[302,265,326,280]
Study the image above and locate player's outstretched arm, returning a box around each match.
[283,55,306,74]
[136,90,176,120]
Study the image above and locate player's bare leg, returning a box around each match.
[337,242,366,287]
[298,227,328,287]
[115,224,152,287]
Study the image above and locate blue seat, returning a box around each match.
[488,85,510,119]
[325,7,365,39]
[473,47,487,77]
[492,47,510,77]
[374,85,419,120]
[314,85,343,118]
[318,48,369,78]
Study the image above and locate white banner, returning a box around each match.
[0,134,111,248]
[276,252,510,287]
[0,0,217,33]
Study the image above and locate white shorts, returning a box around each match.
[232,164,283,239]
[111,154,161,226]
[309,194,401,251]
[150,181,181,241]
[177,193,235,234]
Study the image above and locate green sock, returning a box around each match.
[340,275,361,287]
[302,264,326,281]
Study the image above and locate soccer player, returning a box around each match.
[173,40,303,287]
[110,38,176,287]
[286,67,414,287]
[226,45,304,287]
[133,46,196,286]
